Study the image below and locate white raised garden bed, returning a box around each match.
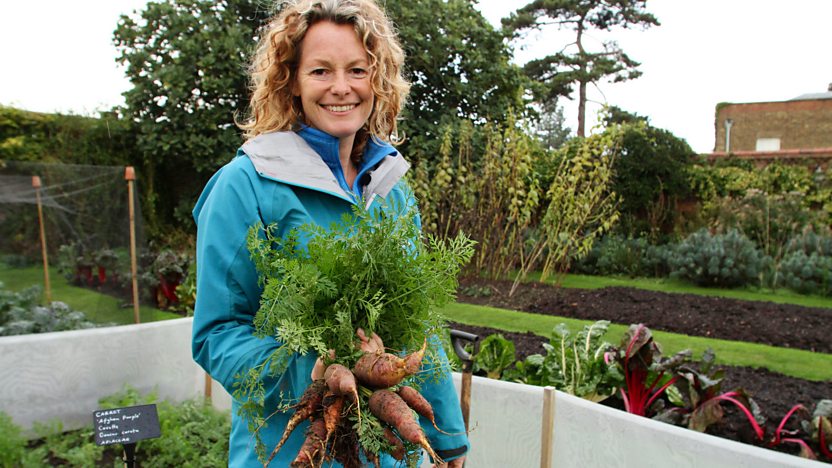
[0,318,824,467]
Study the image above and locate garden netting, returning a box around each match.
[0,160,148,323]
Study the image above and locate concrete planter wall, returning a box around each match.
[0,319,825,467]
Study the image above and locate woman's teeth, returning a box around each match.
[324,104,356,112]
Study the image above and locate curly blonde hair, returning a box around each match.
[240,0,410,149]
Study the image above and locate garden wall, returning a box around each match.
[0,319,824,467]
[0,318,203,435]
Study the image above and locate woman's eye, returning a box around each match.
[351,68,368,77]
[310,68,328,76]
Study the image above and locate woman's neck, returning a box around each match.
[339,134,356,186]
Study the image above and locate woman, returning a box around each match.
[191,0,469,466]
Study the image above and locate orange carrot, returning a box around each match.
[368,389,442,464]
[353,340,427,389]
[289,418,327,467]
[382,426,406,461]
[322,391,345,448]
[397,385,451,434]
[264,379,326,467]
[324,363,361,425]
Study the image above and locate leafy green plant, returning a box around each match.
[21,386,230,467]
[608,324,691,417]
[511,321,620,402]
[473,334,516,379]
[668,228,768,288]
[670,349,764,434]
[0,283,103,336]
[0,412,26,468]
[802,400,832,459]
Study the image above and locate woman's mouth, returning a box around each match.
[323,104,357,112]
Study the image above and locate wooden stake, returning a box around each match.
[204,372,213,401]
[32,176,52,303]
[125,167,140,324]
[539,386,556,468]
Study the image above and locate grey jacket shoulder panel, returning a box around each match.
[242,132,350,200]
[242,131,411,207]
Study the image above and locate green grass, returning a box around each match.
[525,272,832,310]
[0,264,180,325]
[441,302,832,382]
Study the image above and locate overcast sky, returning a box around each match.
[1,0,830,153]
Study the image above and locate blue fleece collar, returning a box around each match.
[296,125,397,196]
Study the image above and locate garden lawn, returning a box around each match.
[0,264,179,324]
[529,273,832,310]
[440,302,832,382]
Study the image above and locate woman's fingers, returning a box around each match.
[310,349,335,380]
[356,328,384,353]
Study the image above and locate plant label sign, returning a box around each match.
[93,404,161,446]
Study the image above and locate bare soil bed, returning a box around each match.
[452,278,832,461]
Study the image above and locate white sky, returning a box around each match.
[1,0,830,153]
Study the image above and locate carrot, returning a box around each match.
[322,391,345,448]
[353,340,427,389]
[382,426,406,461]
[368,389,442,464]
[264,379,326,467]
[289,417,327,467]
[396,385,453,435]
[324,363,358,398]
[324,363,361,425]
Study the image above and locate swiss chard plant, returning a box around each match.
[672,349,765,433]
[802,400,832,460]
[510,321,620,402]
[608,324,691,417]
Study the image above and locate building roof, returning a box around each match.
[790,91,832,101]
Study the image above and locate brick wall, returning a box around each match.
[714,99,832,152]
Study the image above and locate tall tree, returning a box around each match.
[503,0,659,137]
[384,0,528,159]
[114,0,271,231]
[113,0,527,232]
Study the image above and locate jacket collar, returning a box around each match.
[241,128,409,207]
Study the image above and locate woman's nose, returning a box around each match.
[330,72,351,95]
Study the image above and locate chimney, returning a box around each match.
[828,82,832,92]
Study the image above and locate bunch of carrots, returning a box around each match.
[245,203,475,467]
[265,333,450,467]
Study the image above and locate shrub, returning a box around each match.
[668,229,768,288]
[785,227,832,257]
[572,235,671,278]
[778,251,832,296]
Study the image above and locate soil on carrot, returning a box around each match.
[451,278,832,462]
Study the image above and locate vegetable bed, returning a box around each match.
[453,278,832,462]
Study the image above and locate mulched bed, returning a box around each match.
[451,278,832,462]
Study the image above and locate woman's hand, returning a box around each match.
[311,328,384,380]
[310,349,335,380]
[356,327,384,353]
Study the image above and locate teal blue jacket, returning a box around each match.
[192,126,469,467]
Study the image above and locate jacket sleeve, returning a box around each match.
[419,342,471,462]
[191,158,281,397]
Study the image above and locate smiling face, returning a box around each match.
[293,21,374,148]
